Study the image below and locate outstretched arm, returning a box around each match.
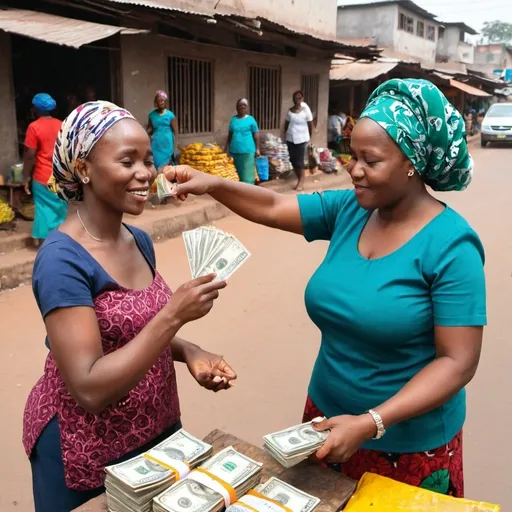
[164,166,303,235]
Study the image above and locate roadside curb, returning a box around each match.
[0,171,351,292]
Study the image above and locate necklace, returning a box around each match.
[76,210,103,242]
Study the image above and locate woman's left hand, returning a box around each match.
[313,414,377,464]
[184,346,237,392]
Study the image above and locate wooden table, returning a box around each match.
[73,429,357,512]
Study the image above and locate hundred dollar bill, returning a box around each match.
[196,237,251,282]
[264,420,328,456]
[156,173,176,200]
[153,479,223,512]
[106,453,171,490]
[257,477,320,511]
[146,429,212,470]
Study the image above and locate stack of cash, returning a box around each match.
[226,477,321,512]
[183,227,251,281]
[263,419,329,468]
[153,447,263,512]
[105,429,213,512]
[156,173,177,200]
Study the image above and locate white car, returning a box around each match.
[481,103,512,147]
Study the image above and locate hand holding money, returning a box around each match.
[166,274,227,326]
[311,414,377,464]
[161,165,217,201]
[263,419,329,468]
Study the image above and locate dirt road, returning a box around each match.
[0,142,510,510]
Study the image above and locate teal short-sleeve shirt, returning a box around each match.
[298,189,486,453]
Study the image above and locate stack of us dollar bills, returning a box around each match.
[263,419,329,469]
[153,447,263,512]
[104,429,213,512]
[183,227,251,281]
[226,477,321,512]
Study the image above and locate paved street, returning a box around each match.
[0,142,510,510]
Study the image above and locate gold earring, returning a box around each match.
[407,170,415,177]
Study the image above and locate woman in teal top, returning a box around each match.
[225,99,260,184]
[164,80,485,497]
[147,90,177,171]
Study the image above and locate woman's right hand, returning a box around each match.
[162,165,219,201]
[166,274,227,326]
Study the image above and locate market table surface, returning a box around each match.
[73,429,357,512]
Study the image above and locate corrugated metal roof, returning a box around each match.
[101,0,377,50]
[330,61,397,81]
[0,8,148,48]
[449,79,491,97]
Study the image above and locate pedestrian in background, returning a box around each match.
[284,91,313,191]
[147,90,178,171]
[22,93,67,247]
[165,78,484,498]
[225,98,260,184]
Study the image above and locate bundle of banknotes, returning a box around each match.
[104,429,213,512]
[263,418,329,469]
[183,227,251,281]
[226,477,321,512]
[156,173,177,201]
[153,447,263,512]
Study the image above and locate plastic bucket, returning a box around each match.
[255,156,269,181]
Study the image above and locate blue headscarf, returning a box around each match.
[32,93,56,114]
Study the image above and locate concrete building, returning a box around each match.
[337,0,441,63]
[437,23,477,65]
[0,0,375,178]
[473,44,512,78]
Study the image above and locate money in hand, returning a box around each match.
[226,477,321,512]
[263,418,328,468]
[183,227,251,281]
[153,446,263,512]
[105,429,213,512]
[156,173,177,201]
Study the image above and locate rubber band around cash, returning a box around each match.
[188,467,237,507]
[143,454,190,480]
[231,490,294,512]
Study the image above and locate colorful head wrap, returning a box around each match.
[51,101,135,202]
[360,79,473,192]
[32,93,56,113]
[155,90,168,100]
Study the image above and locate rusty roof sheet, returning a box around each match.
[100,0,378,52]
[0,8,148,48]
[330,61,397,81]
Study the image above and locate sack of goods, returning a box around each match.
[260,133,293,178]
[104,429,213,512]
[153,446,263,512]
[263,418,328,468]
[179,143,240,181]
[226,477,320,512]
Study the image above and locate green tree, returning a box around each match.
[482,21,512,43]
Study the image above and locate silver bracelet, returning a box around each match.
[367,409,386,440]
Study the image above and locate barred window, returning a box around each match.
[248,65,281,130]
[168,56,213,134]
[301,74,319,118]
[399,13,414,33]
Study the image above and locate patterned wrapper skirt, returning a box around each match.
[31,180,68,240]
[303,396,464,497]
[232,153,256,184]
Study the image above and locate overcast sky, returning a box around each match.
[337,0,512,35]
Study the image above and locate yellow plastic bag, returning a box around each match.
[344,473,500,512]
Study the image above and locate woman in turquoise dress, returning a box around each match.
[225,99,260,184]
[147,90,178,171]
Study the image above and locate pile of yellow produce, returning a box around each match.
[0,198,15,225]
[179,143,239,181]
[344,473,500,512]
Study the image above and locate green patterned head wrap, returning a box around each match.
[360,79,473,192]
